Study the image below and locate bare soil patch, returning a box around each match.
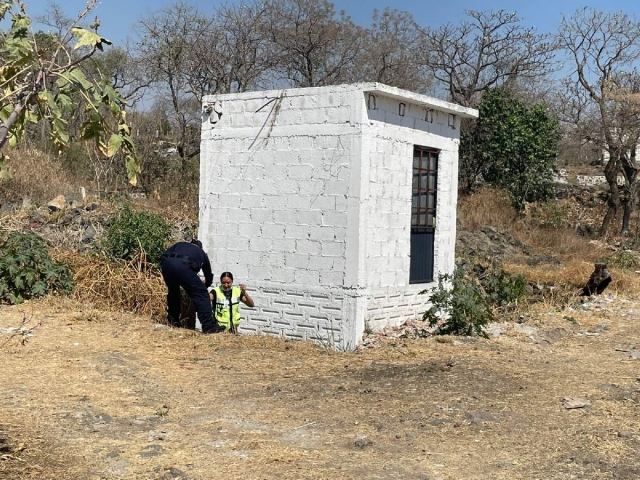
[1,297,639,480]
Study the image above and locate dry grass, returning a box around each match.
[1,298,640,479]
[458,188,609,263]
[457,188,521,231]
[52,250,166,318]
[0,148,79,204]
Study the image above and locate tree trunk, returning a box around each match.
[601,151,622,235]
[620,147,638,235]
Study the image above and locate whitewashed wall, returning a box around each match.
[200,83,475,349]
[361,94,461,331]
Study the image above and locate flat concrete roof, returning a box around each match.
[203,82,479,119]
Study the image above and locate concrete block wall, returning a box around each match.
[361,93,461,331]
[200,85,366,347]
[200,83,476,348]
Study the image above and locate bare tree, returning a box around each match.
[262,0,362,87]
[92,47,150,107]
[134,1,209,167]
[423,10,556,107]
[185,1,274,97]
[356,8,430,92]
[558,8,640,235]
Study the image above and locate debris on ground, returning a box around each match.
[562,397,591,409]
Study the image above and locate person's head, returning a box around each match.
[220,272,233,291]
[190,239,203,249]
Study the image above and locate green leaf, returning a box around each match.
[125,153,140,185]
[105,133,122,157]
[71,27,112,51]
[31,281,47,296]
[55,93,73,111]
[0,158,12,182]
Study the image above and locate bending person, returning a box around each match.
[209,272,254,333]
[160,239,217,334]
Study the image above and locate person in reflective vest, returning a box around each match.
[209,271,254,333]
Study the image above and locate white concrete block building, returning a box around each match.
[199,83,478,349]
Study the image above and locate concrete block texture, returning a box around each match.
[200,83,476,349]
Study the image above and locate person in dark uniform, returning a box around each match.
[160,239,217,334]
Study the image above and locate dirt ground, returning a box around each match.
[1,296,639,480]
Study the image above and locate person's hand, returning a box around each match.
[239,283,247,291]
[202,278,206,284]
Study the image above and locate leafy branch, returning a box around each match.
[0,0,140,184]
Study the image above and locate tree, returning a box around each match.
[558,8,640,235]
[0,0,139,183]
[460,88,561,210]
[135,1,209,167]
[422,10,556,108]
[186,2,275,96]
[262,0,362,87]
[356,8,430,92]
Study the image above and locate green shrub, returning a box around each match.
[0,232,74,304]
[480,268,527,307]
[605,250,639,270]
[422,269,493,337]
[102,204,172,266]
[529,201,569,229]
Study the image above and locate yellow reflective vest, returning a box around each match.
[213,286,242,330]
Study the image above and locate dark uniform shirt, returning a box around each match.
[162,242,214,287]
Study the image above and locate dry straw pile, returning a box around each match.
[53,250,166,318]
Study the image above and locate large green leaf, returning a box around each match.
[71,27,112,51]
[105,133,122,157]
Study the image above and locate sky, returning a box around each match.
[21,0,640,48]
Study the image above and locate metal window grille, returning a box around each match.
[411,147,438,229]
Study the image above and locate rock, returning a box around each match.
[82,225,97,243]
[514,324,538,337]
[158,467,188,479]
[465,410,499,424]
[147,430,169,441]
[539,328,569,345]
[618,431,634,439]
[354,435,372,449]
[47,194,67,211]
[562,397,591,409]
[427,418,448,427]
[139,444,164,458]
[598,384,618,391]
[582,262,612,296]
[155,405,170,417]
[631,347,640,360]
[85,201,100,211]
[486,325,505,338]
[21,197,32,210]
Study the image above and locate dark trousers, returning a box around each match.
[160,258,215,332]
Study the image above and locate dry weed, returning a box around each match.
[457,188,521,231]
[0,148,78,203]
[52,250,166,318]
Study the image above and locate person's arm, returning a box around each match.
[238,284,254,307]
[202,254,214,287]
